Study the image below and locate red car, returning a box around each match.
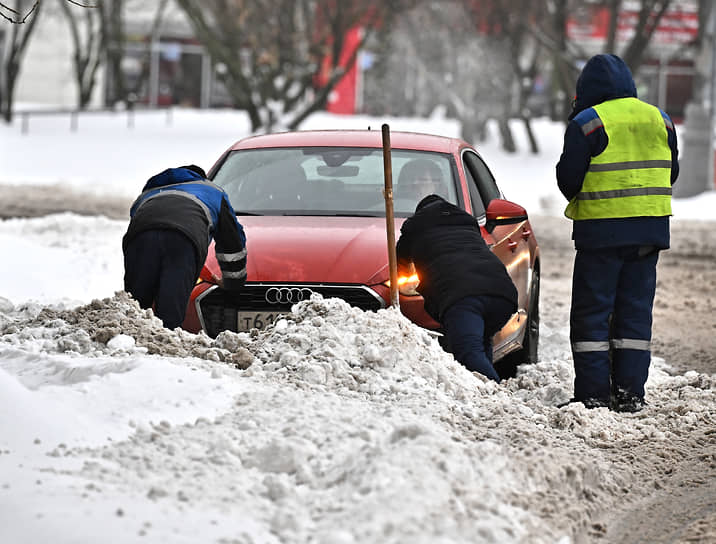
[182,130,540,376]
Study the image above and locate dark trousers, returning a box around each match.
[441,295,515,382]
[123,229,198,329]
[570,246,659,401]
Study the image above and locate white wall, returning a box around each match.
[12,0,190,110]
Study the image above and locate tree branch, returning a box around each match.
[0,1,38,23]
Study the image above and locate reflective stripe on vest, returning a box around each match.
[565,97,672,220]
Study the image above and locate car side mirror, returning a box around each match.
[485,198,528,234]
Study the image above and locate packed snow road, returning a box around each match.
[530,214,716,544]
[0,190,714,543]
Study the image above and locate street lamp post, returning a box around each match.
[708,4,716,193]
[673,2,716,198]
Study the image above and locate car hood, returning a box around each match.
[205,216,405,285]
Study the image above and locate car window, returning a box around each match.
[211,147,460,216]
[463,165,486,219]
[463,150,502,209]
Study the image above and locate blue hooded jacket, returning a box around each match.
[555,54,679,250]
[123,167,247,290]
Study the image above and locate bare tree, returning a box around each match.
[370,0,685,147]
[67,0,171,109]
[96,0,126,107]
[503,0,676,121]
[394,0,679,149]
[58,0,103,108]
[545,0,580,120]
[689,0,714,105]
[617,0,673,72]
[0,0,39,23]
[175,0,412,133]
[125,0,169,103]
[1,0,95,23]
[2,0,97,119]
[0,0,43,121]
[604,0,622,53]
[466,0,552,152]
[375,2,513,145]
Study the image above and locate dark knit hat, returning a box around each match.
[416,193,444,210]
[181,164,206,178]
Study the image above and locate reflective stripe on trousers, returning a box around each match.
[572,339,651,352]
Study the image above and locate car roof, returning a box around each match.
[227,130,468,154]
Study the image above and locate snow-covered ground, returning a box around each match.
[0,109,715,543]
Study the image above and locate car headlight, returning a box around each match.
[384,272,421,296]
[398,273,420,296]
[197,266,221,286]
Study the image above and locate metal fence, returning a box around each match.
[12,106,176,135]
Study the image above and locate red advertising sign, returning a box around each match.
[567,2,698,45]
[316,26,362,114]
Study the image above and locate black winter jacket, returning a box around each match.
[396,196,518,322]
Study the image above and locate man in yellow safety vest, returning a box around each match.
[556,54,679,412]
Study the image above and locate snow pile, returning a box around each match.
[1,293,714,543]
[0,213,126,305]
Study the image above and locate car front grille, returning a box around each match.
[196,283,386,337]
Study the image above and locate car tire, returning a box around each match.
[494,266,540,380]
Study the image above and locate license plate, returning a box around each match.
[237,311,281,332]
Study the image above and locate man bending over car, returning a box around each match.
[396,194,518,382]
[123,165,247,329]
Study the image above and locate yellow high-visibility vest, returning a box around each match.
[565,97,672,220]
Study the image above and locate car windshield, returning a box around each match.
[210,147,459,216]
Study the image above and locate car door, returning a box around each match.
[461,150,530,355]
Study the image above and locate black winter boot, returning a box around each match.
[614,390,646,413]
[558,397,610,409]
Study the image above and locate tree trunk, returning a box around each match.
[2,63,19,122]
[551,0,574,121]
[460,116,487,145]
[605,0,622,53]
[499,118,516,153]
[287,87,331,130]
[98,0,127,107]
[1,0,43,123]
[521,116,539,154]
[621,0,672,75]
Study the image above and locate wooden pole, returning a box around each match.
[382,123,400,309]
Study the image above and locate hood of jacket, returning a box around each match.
[569,54,637,120]
[143,167,205,191]
[400,195,477,236]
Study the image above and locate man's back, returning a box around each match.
[556,54,678,251]
[397,196,517,321]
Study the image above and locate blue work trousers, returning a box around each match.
[441,295,514,382]
[570,246,659,401]
[123,229,198,329]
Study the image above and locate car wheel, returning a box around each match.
[494,266,540,379]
